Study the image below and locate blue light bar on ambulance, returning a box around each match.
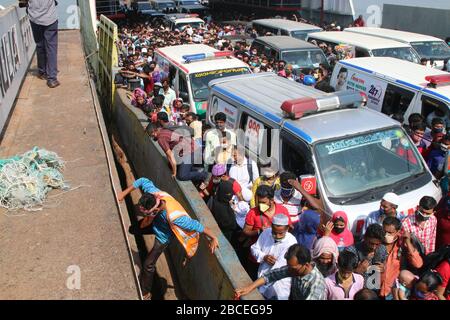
[182,51,233,63]
[281,91,365,120]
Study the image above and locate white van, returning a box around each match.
[154,44,251,117]
[330,57,450,125]
[207,73,442,236]
[307,31,421,63]
[344,27,450,69]
[252,19,322,41]
[164,15,205,31]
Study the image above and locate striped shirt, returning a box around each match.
[263,264,327,300]
[274,189,303,224]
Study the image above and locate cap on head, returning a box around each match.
[212,164,227,177]
[382,192,400,207]
[261,167,277,178]
[272,214,289,226]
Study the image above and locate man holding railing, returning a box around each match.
[19,0,60,88]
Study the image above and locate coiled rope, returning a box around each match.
[0,147,68,211]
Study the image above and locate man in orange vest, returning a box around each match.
[118,178,219,299]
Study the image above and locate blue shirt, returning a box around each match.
[362,210,406,236]
[133,178,204,244]
[426,149,446,176]
[133,178,160,193]
[152,210,205,244]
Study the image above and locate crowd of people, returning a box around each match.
[115,12,449,300]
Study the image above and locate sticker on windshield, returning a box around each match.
[324,130,399,155]
[193,67,248,78]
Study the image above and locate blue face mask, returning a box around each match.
[280,186,294,198]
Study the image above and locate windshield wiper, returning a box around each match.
[338,184,391,205]
[339,171,425,205]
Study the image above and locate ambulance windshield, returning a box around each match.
[315,127,425,199]
[190,67,250,101]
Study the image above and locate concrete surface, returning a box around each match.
[0,31,139,300]
[113,88,263,300]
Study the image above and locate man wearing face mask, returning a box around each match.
[204,112,236,169]
[379,216,423,299]
[117,180,219,299]
[362,192,406,236]
[274,172,303,225]
[235,244,327,300]
[402,196,438,255]
[423,117,446,149]
[250,214,297,300]
[243,185,291,279]
[426,132,450,179]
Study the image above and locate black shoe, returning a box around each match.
[47,80,60,88]
[37,73,47,80]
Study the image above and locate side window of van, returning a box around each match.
[178,72,189,101]
[281,29,290,36]
[168,65,176,87]
[421,95,449,128]
[355,48,370,58]
[240,113,272,159]
[281,131,314,177]
[251,42,265,55]
[381,84,415,119]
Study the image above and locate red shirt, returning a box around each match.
[157,128,196,157]
[206,177,241,195]
[435,260,450,300]
[436,202,450,249]
[245,204,291,235]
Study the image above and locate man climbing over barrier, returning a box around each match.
[117,177,219,299]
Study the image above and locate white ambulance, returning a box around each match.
[206,73,442,237]
[330,57,450,125]
[154,44,251,117]
[344,27,450,69]
[306,31,421,63]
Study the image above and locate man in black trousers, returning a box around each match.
[19,0,60,88]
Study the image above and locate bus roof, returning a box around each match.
[337,57,450,103]
[156,44,250,74]
[252,19,322,32]
[344,27,444,44]
[255,36,319,50]
[209,73,398,143]
[307,31,411,50]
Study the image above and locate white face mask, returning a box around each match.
[385,234,397,244]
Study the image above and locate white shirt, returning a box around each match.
[204,129,236,165]
[232,197,250,229]
[251,229,298,300]
[229,158,259,190]
[163,87,176,109]
[274,189,303,224]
